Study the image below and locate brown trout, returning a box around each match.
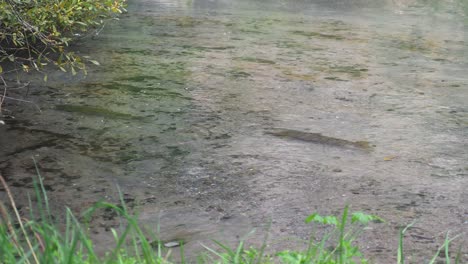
[265,129,372,151]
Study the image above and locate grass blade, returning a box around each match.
[397,221,415,264]
[339,205,349,264]
[428,233,460,264]
[0,174,39,264]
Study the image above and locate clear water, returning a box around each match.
[1,0,467,261]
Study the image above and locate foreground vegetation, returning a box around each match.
[0,173,463,264]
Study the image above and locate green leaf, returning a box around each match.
[305,213,323,224]
[323,216,338,226]
[351,212,384,224]
[305,213,338,225]
[277,251,306,264]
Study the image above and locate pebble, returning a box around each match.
[164,241,180,248]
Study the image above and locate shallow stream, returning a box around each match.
[1,0,467,262]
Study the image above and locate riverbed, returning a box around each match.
[0,0,467,262]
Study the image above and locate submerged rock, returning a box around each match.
[164,241,181,248]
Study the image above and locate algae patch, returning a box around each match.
[235,57,276,65]
[329,65,368,78]
[227,68,252,79]
[56,105,140,120]
[282,71,317,81]
[291,30,345,40]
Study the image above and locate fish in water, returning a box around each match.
[265,129,372,151]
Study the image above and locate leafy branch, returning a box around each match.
[0,0,126,116]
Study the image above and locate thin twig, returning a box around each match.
[0,95,42,112]
[0,174,40,264]
[0,75,7,113]
[1,81,30,90]
[0,200,18,246]
[4,0,50,44]
[22,217,46,252]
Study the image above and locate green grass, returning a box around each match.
[0,170,463,264]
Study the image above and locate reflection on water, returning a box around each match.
[1,0,467,261]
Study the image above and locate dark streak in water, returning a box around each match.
[265,128,372,151]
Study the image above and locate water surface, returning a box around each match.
[1,0,467,261]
